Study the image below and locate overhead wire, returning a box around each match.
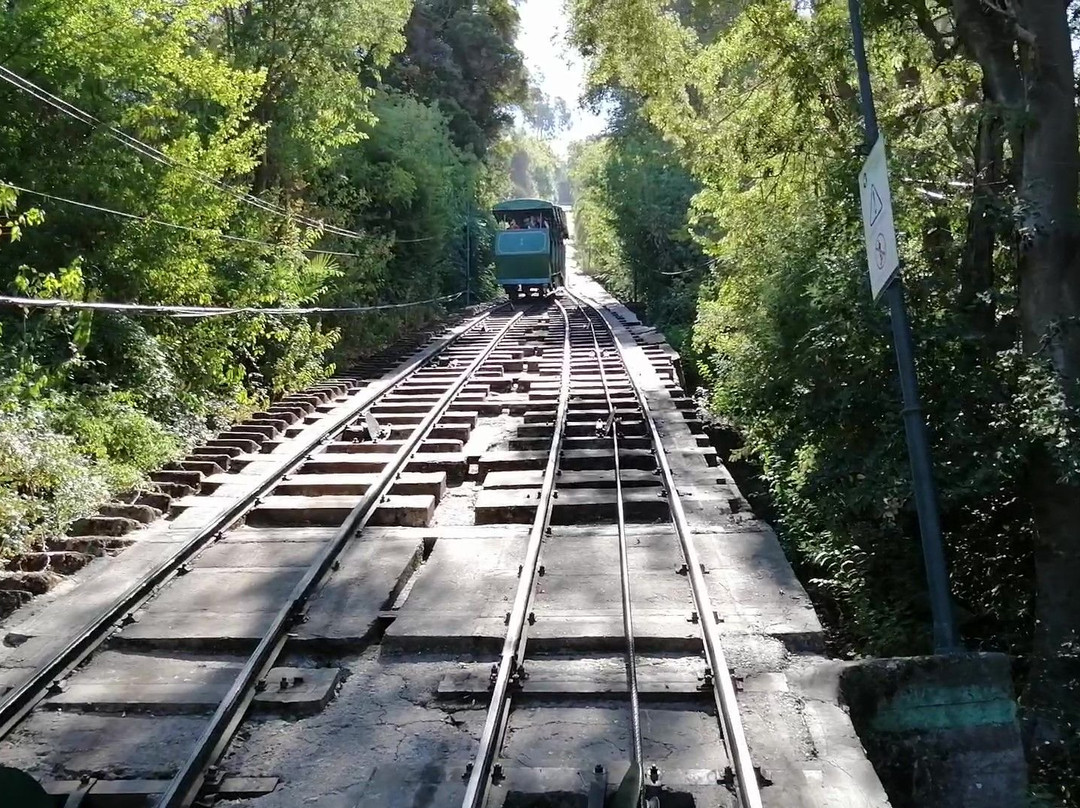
[658,259,715,277]
[0,64,464,304]
[0,292,463,319]
[0,63,368,241]
[0,180,359,257]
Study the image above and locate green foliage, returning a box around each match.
[0,407,108,558]
[570,107,705,356]
[495,130,561,200]
[48,393,181,491]
[387,0,528,157]
[0,0,529,552]
[222,0,411,185]
[567,0,1080,670]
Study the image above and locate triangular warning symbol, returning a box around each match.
[869,185,884,226]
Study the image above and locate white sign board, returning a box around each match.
[858,136,899,300]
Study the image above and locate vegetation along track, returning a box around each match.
[0,275,885,808]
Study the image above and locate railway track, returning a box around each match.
[0,274,884,808]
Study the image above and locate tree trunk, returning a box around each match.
[952,0,1080,747]
[1015,0,1080,744]
[957,86,1001,337]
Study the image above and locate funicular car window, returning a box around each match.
[496,231,548,253]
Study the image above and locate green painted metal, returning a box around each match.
[492,198,556,212]
[871,684,1017,733]
[492,199,568,290]
[496,255,550,285]
[0,766,52,808]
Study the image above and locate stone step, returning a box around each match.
[474,487,673,524]
[246,494,437,528]
[300,453,468,484]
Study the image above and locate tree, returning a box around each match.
[0,0,527,561]
[386,0,529,156]
[569,101,704,341]
[222,0,412,192]
[496,131,561,200]
[568,0,1080,796]
[948,0,1080,751]
[523,83,573,138]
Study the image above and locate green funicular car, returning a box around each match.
[493,199,568,299]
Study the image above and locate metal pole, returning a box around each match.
[847,0,959,653]
[465,197,472,307]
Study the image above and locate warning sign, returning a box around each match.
[859,137,899,300]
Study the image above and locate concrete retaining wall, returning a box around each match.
[842,653,1027,808]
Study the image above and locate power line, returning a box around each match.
[659,260,714,277]
[0,180,359,257]
[0,63,370,241]
[0,292,463,319]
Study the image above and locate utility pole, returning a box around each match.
[847,0,959,653]
[465,189,473,307]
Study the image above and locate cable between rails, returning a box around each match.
[462,300,573,808]
[576,296,646,803]
[567,286,764,808]
[0,292,463,319]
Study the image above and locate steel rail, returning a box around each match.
[0,304,504,741]
[568,288,764,808]
[578,300,645,805]
[461,300,573,808]
[161,309,525,807]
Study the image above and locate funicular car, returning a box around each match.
[492,199,568,299]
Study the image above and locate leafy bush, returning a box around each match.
[0,408,108,558]
[0,0,528,566]
[48,393,182,491]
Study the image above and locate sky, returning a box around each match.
[514,0,609,156]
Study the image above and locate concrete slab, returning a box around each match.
[502,704,727,772]
[482,468,663,489]
[534,572,692,613]
[479,448,661,474]
[438,655,709,700]
[475,487,675,524]
[147,568,307,614]
[299,452,467,483]
[0,712,208,779]
[297,537,423,645]
[270,471,446,498]
[111,566,305,649]
[322,438,462,455]
[356,525,532,543]
[0,665,37,697]
[1,538,198,649]
[221,526,337,544]
[43,652,339,715]
[527,613,703,652]
[194,539,326,569]
[325,770,467,807]
[382,535,526,651]
[247,493,437,528]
